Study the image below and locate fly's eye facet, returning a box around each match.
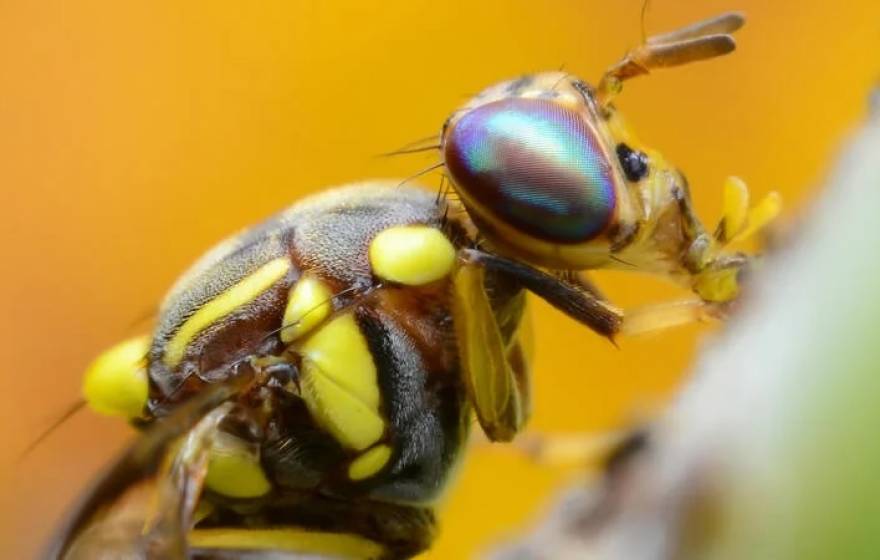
[444,98,617,244]
[616,143,649,182]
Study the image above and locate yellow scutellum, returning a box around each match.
[299,313,384,451]
[348,444,392,481]
[369,225,456,285]
[281,274,333,343]
[82,335,150,419]
[204,431,271,498]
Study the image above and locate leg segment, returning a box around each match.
[460,249,737,340]
[621,299,723,336]
[460,249,623,340]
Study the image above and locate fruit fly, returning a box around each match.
[51,11,778,560]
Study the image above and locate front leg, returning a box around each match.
[463,249,741,338]
[460,249,623,340]
[454,249,739,444]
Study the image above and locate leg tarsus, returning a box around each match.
[621,299,722,336]
[514,431,630,469]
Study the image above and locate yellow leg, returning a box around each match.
[620,299,723,336]
[512,431,630,469]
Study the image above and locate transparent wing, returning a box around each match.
[50,382,240,560]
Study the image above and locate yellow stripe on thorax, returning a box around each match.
[164,257,291,367]
[189,527,386,559]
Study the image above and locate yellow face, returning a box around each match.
[441,68,781,304]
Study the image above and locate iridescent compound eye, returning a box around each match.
[443,98,618,244]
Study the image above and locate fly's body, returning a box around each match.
[54,11,779,560]
[150,185,473,508]
[67,185,512,558]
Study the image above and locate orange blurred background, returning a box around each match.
[1,1,878,557]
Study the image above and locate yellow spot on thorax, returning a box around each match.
[369,225,455,285]
[204,431,271,498]
[189,528,386,559]
[82,335,150,419]
[281,274,333,343]
[299,313,384,451]
[164,257,290,367]
[348,444,392,480]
